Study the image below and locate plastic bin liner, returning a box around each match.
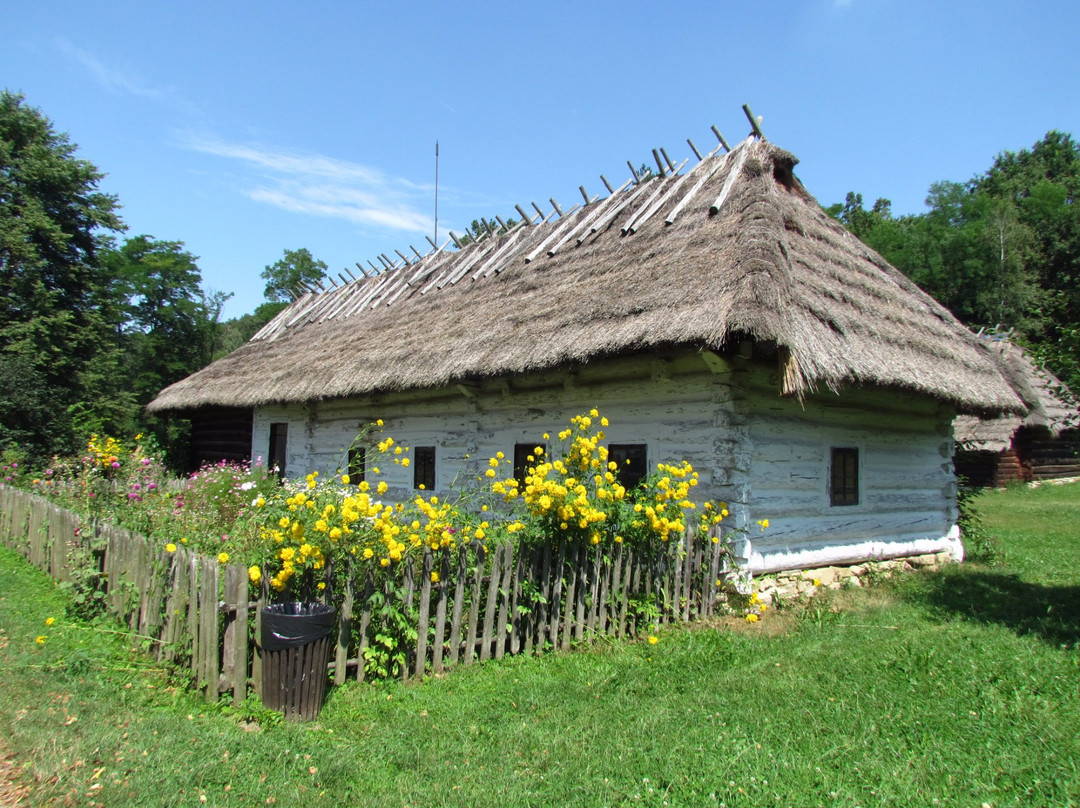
[261,602,335,651]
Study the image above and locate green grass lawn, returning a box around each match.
[1,483,1078,807]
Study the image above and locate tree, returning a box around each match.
[261,248,327,302]
[828,131,1080,390]
[0,90,124,457]
[103,235,213,404]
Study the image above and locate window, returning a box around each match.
[268,423,288,478]
[413,446,436,490]
[347,446,366,485]
[608,443,647,490]
[830,447,859,506]
[513,442,547,487]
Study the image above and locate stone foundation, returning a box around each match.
[748,551,954,607]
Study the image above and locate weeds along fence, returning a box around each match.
[0,485,731,704]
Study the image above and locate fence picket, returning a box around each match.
[334,570,354,687]
[355,572,374,683]
[432,550,450,673]
[480,545,500,662]
[415,550,433,678]
[464,545,485,666]
[494,543,514,660]
[560,542,578,651]
[448,548,467,668]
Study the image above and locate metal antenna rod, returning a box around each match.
[434,140,439,246]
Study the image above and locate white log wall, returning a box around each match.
[251,351,961,574]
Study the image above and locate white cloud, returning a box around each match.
[56,40,204,118]
[182,135,432,233]
[57,39,165,100]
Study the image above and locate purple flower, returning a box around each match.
[111,461,120,469]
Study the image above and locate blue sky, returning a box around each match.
[6,1,1078,318]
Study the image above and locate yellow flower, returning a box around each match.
[745,614,759,623]
[45,617,55,626]
[401,458,410,468]
[165,543,177,553]
[35,635,46,645]
[648,635,659,645]
[376,419,384,426]
[248,566,262,584]
[341,474,350,485]
[377,481,388,495]
[812,578,821,587]
[431,571,440,583]
[217,552,229,564]
[255,496,266,507]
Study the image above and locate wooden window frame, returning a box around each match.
[268,422,288,478]
[608,443,648,491]
[413,446,436,490]
[830,447,860,507]
[347,446,366,485]
[513,442,547,487]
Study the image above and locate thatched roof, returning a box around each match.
[955,338,1079,451]
[149,135,1025,416]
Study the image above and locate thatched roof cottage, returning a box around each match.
[955,336,1080,487]
[150,131,1025,573]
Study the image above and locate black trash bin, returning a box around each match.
[260,602,336,720]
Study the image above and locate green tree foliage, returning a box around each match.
[103,235,219,403]
[828,131,1080,389]
[260,247,327,302]
[0,90,124,456]
[215,301,287,358]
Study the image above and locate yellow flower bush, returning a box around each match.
[490,409,729,553]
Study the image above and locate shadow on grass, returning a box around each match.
[897,566,1080,649]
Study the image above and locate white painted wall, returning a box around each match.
[249,351,960,574]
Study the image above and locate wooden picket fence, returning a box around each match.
[0,485,733,706]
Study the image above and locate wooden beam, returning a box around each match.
[600,175,615,194]
[711,125,731,152]
[627,161,641,184]
[709,143,751,216]
[549,197,563,217]
[687,138,703,161]
[515,204,534,225]
[660,147,676,173]
[652,149,666,178]
[449,230,464,248]
[742,103,765,140]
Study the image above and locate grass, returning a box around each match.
[0,483,1078,806]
